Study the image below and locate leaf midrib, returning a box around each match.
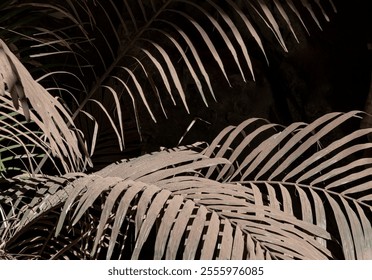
[236,180,372,209]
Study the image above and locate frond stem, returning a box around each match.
[236,180,372,210]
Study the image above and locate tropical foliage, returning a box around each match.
[0,0,371,260]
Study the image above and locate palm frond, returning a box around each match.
[0,1,99,175]
[58,0,337,168]
[0,39,83,175]
[1,143,331,259]
[203,111,372,259]
[2,111,371,259]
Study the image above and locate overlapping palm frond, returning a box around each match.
[0,147,332,260]
[2,112,370,260]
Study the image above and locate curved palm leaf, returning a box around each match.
[0,1,99,175]
[203,111,372,259]
[0,39,83,175]
[88,0,335,118]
